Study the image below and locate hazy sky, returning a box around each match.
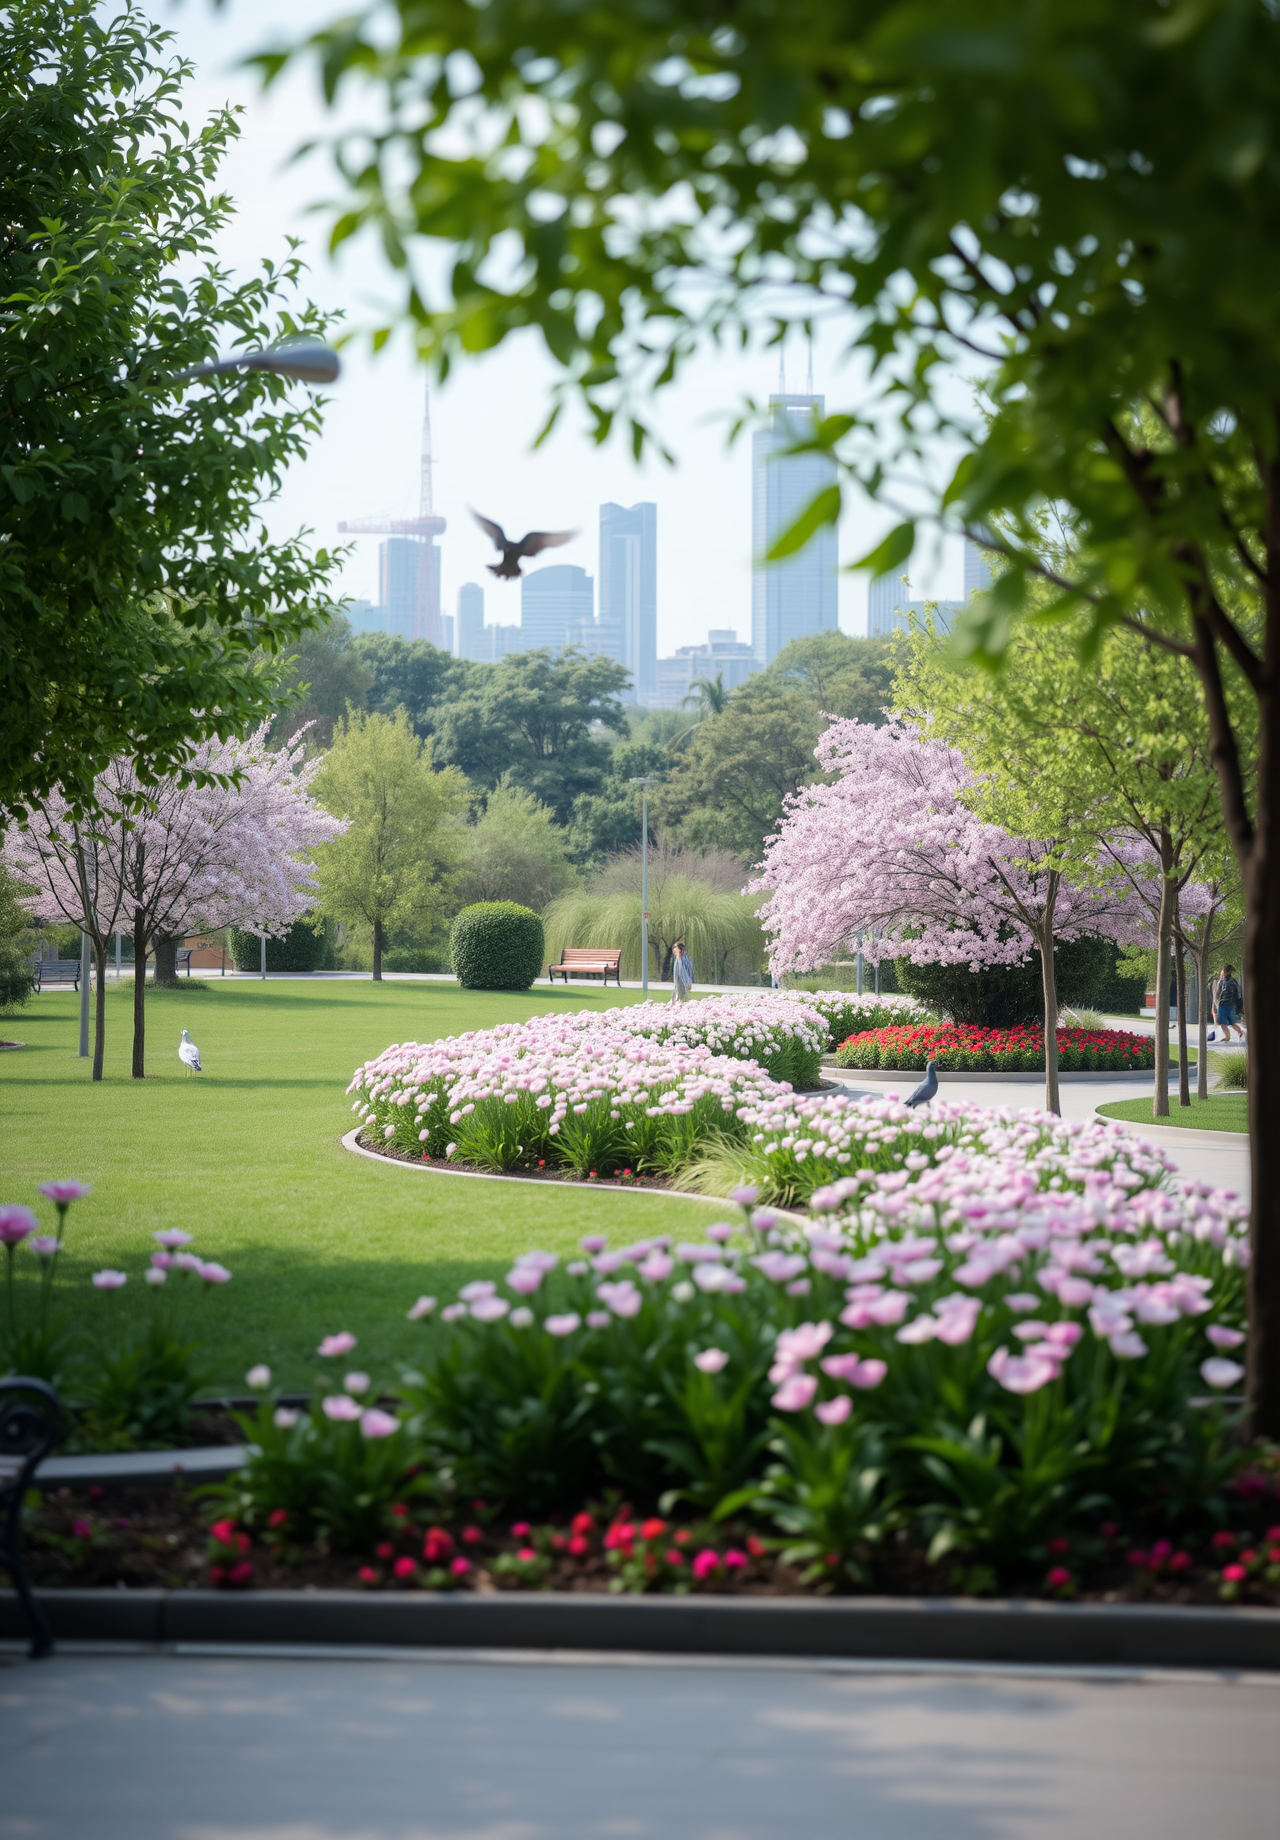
[164,0,968,651]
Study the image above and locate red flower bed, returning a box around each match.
[833,1022,1156,1074]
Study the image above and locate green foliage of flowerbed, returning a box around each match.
[450,902,545,990]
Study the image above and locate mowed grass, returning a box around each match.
[1097,1093,1249,1134]
[1,977,722,1389]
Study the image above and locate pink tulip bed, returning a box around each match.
[24,1094,1275,1609]
[348,992,931,1193]
[835,1022,1157,1074]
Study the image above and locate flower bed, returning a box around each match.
[349,995,833,1179]
[835,1022,1157,1074]
[195,1100,1256,1600]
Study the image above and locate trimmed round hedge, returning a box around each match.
[229,919,330,974]
[450,902,545,990]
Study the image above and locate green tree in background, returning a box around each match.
[767,634,896,726]
[271,612,375,749]
[1,1,337,816]
[431,650,629,825]
[456,779,577,911]
[652,686,824,864]
[266,0,1280,1431]
[311,712,469,980]
[0,867,37,1015]
[568,734,671,865]
[352,634,470,739]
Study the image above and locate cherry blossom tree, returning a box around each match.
[6,727,344,1079]
[751,720,1144,1113]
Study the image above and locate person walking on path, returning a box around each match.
[670,939,694,1006]
[1212,964,1245,1042]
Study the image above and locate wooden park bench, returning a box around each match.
[31,959,80,993]
[548,946,623,988]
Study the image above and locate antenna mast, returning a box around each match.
[419,379,434,517]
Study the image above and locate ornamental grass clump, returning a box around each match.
[835,1023,1156,1075]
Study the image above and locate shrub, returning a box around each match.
[895,936,1119,1028]
[229,917,331,973]
[450,902,545,990]
[1217,1050,1248,1090]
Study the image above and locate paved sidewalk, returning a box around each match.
[1,1647,1278,1840]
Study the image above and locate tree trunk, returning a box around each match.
[153,935,180,982]
[1195,928,1213,1103]
[1038,873,1060,1116]
[372,917,383,982]
[132,908,147,1080]
[92,939,107,1082]
[1152,852,1176,1119]
[1174,935,1190,1107]
[1244,765,1280,1439]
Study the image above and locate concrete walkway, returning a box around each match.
[2,1647,1277,1839]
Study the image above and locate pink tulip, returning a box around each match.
[144,1268,167,1287]
[1206,1325,1245,1349]
[197,1262,232,1284]
[322,1394,361,1421]
[153,1228,194,1249]
[585,1310,612,1330]
[506,1265,544,1294]
[245,1365,272,1390]
[579,1234,608,1253]
[151,1251,174,1271]
[0,1206,37,1245]
[38,1181,91,1204]
[318,1332,357,1357]
[407,1295,436,1320]
[361,1409,399,1439]
[28,1236,59,1257]
[274,1407,300,1429]
[987,1347,1057,1394]
[1201,1357,1245,1389]
[545,1313,581,1337]
[772,1374,818,1412]
[344,1372,371,1395]
[91,1270,127,1289]
[694,1348,730,1374]
[173,1252,202,1272]
[815,1395,853,1426]
[849,1359,887,1390]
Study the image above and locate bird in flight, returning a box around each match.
[179,1028,202,1077]
[470,511,577,579]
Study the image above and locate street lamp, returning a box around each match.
[629,776,659,995]
[172,343,342,385]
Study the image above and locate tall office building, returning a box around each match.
[598,502,657,702]
[521,565,595,651]
[751,396,838,666]
[340,383,447,647]
[866,535,990,639]
[456,582,486,660]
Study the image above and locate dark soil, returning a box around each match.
[14,1484,1280,1608]
[355,1132,686,1190]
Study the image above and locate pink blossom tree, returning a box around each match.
[751,720,1144,1113]
[6,727,344,1079]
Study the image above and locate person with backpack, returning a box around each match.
[670,938,694,1005]
[1212,964,1244,1042]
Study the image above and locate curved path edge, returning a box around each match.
[341,1127,787,1213]
[4,1586,1278,1671]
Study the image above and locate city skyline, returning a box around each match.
[751,394,840,665]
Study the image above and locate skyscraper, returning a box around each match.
[866,534,990,638]
[751,395,838,666]
[598,501,657,702]
[521,565,595,651]
[456,582,486,660]
[379,537,441,642]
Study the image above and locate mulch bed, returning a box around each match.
[16,1484,1280,1608]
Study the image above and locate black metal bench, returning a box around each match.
[31,959,80,993]
[0,1377,63,1657]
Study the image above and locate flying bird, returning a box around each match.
[179,1029,202,1077]
[903,1057,937,1109]
[470,510,577,579]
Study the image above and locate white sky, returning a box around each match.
[164,0,968,649]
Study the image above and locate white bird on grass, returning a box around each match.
[179,1029,202,1076]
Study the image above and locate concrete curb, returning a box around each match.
[1093,1108,1248,1150]
[340,1129,810,1218]
[4,1588,1279,1670]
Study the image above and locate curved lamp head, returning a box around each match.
[174,344,341,385]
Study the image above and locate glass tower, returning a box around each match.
[751,396,838,665]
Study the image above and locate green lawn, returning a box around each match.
[1097,1092,1249,1134]
[1,978,722,1389]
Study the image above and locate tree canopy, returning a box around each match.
[1,1,337,816]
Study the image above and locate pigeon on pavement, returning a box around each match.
[471,511,577,579]
[903,1057,937,1108]
[179,1029,202,1076]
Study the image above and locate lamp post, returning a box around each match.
[78,931,91,1057]
[260,934,267,982]
[629,776,659,995]
[171,343,341,385]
